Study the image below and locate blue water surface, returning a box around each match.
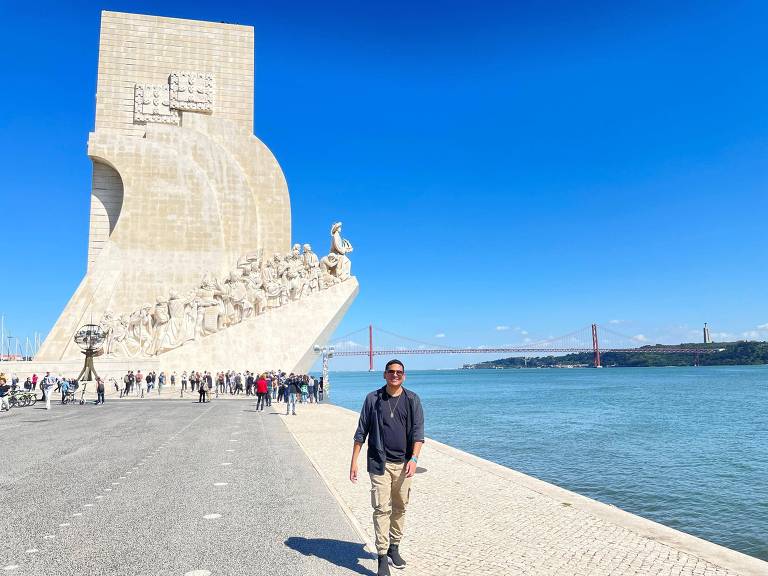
[326,366,768,561]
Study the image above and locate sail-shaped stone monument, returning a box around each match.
[34,11,358,374]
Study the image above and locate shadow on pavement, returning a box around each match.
[285,537,375,575]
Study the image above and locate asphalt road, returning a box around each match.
[0,398,374,576]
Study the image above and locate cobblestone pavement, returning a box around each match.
[282,403,768,576]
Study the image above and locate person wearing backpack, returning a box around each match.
[96,378,106,405]
[198,376,207,403]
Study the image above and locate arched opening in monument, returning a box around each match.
[87,159,124,269]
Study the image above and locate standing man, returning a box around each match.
[95,378,105,405]
[42,372,58,410]
[350,359,424,576]
[60,378,70,404]
[284,374,299,416]
[205,371,214,399]
[0,378,9,412]
[136,370,144,397]
[198,377,207,403]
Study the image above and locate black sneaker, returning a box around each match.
[387,544,406,569]
[377,554,391,576]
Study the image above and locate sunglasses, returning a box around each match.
[385,370,404,376]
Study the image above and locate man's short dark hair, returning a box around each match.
[385,359,405,372]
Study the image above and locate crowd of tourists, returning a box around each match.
[117,369,322,413]
[1,369,322,415]
[0,371,107,410]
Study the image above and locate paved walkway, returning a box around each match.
[0,400,372,576]
[282,403,768,576]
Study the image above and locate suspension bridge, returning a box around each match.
[329,324,721,369]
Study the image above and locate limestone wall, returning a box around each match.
[95,11,254,136]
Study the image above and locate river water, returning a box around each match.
[326,366,768,561]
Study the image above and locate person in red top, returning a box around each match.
[256,374,269,411]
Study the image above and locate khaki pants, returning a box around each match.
[370,461,413,556]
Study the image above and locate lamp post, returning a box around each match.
[73,324,106,384]
[313,344,335,400]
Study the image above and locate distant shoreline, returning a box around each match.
[463,340,768,369]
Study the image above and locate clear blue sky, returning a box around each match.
[1,1,766,369]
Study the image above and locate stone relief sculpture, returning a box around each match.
[169,72,215,113]
[320,222,354,282]
[134,71,215,125]
[100,223,354,358]
[133,84,180,124]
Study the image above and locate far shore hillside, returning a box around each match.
[464,340,768,369]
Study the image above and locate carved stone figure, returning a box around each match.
[197,274,222,336]
[262,260,283,308]
[126,306,150,356]
[329,221,353,280]
[303,243,321,292]
[100,311,116,354]
[242,263,267,315]
[96,224,355,358]
[286,265,303,301]
[111,315,131,357]
[303,243,319,268]
[319,257,341,289]
[222,271,253,325]
[160,289,188,352]
[139,304,154,355]
[150,296,171,354]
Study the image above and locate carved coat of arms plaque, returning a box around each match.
[133,84,180,124]
[169,72,215,113]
